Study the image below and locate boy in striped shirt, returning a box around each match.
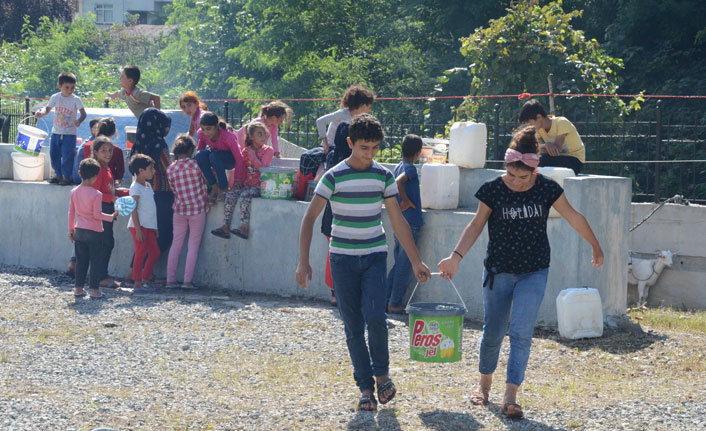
[296,114,431,411]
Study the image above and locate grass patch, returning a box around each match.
[628,307,706,334]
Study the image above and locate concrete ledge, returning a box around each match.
[0,171,631,326]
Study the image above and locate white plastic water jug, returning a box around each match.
[448,122,487,169]
[537,166,576,218]
[11,152,45,181]
[421,163,459,210]
[556,287,603,339]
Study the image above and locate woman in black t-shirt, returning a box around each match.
[438,126,604,419]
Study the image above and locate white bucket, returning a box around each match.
[537,167,576,218]
[556,287,603,339]
[11,152,46,181]
[448,122,487,169]
[421,163,459,210]
[14,124,49,156]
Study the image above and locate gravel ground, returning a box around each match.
[1,264,705,431]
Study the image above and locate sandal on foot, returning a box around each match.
[377,379,397,405]
[211,228,231,239]
[502,403,523,419]
[470,389,489,406]
[73,289,87,298]
[358,394,377,411]
[230,228,248,239]
[89,293,106,300]
[49,177,61,184]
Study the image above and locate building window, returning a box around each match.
[95,4,114,23]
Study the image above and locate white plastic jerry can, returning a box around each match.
[556,287,603,339]
[448,122,487,169]
[421,163,460,210]
[537,166,576,218]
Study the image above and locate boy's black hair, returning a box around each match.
[341,85,375,110]
[129,153,154,175]
[89,117,103,129]
[96,117,116,137]
[401,134,423,158]
[348,114,384,144]
[58,72,77,86]
[518,99,547,122]
[91,136,112,156]
[78,158,101,180]
[123,65,141,84]
[172,134,196,156]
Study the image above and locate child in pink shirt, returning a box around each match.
[211,122,273,240]
[68,158,118,299]
[236,100,292,158]
[195,112,245,202]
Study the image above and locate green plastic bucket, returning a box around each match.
[260,167,296,199]
[405,274,467,363]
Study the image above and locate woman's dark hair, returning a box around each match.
[341,84,375,110]
[199,112,229,129]
[89,116,103,129]
[129,153,154,175]
[518,99,548,122]
[172,134,196,157]
[348,114,384,144]
[244,122,268,147]
[259,100,293,121]
[505,125,539,172]
[96,117,116,137]
[91,136,113,157]
[78,158,101,180]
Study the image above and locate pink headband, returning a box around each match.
[504,148,540,168]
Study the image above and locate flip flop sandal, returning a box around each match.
[470,389,489,406]
[358,394,377,411]
[211,228,231,239]
[377,379,397,404]
[73,290,87,298]
[89,293,106,300]
[502,403,523,419]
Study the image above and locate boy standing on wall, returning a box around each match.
[35,72,87,185]
[108,65,161,119]
[296,114,431,411]
[386,134,424,313]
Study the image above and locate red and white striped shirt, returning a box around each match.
[167,158,208,216]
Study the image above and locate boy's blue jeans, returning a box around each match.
[50,133,76,179]
[479,267,548,386]
[329,251,389,393]
[386,226,421,307]
[195,149,234,190]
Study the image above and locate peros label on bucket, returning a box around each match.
[408,311,463,363]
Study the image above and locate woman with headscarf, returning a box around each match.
[127,108,174,284]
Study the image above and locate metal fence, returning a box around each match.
[2,95,704,203]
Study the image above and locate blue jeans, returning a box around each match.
[330,252,389,392]
[195,149,234,189]
[50,133,76,179]
[386,226,421,307]
[479,267,548,386]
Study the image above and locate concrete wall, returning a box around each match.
[0,168,632,327]
[629,203,706,309]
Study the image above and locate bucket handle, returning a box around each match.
[18,115,50,130]
[405,272,467,312]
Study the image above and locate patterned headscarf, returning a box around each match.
[131,108,171,161]
[131,108,172,192]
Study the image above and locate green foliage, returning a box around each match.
[453,0,624,120]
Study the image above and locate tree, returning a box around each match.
[0,0,73,42]
[451,0,624,120]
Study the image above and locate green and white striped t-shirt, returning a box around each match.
[315,160,398,256]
